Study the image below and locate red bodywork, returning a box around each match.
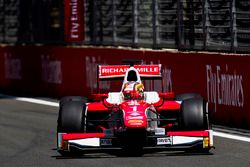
[121,100,149,128]
[87,93,182,129]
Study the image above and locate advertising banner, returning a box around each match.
[64,0,84,42]
[99,65,162,79]
[0,46,250,129]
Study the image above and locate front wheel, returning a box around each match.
[57,101,86,132]
[57,101,86,156]
[179,98,209,130]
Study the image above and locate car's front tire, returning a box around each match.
[57,99,87,156]
[179,98,209,130]
[57,101,86,132]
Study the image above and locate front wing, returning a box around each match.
[58,130,213,153]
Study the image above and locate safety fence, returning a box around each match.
[0,0,63,44]
[0,0,250,53]
[85,0,250,52]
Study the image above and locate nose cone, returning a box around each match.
[122,100,148,128]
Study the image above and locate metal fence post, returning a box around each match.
[152,0,159,49]
[202,0,207,50]
[177,0,184,49]
[0,0,5,43]
[231,0,237,52]
[132,0,138,46]
[204,0,209,50]
[90,0,98,44]
[112,0,117,45]
[188,0,195,49]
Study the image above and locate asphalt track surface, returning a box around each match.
[1,96,250,167]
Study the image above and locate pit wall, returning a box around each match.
[0,46,249,129]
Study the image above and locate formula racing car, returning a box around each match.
[57,64,213,156]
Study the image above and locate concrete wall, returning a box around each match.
[0,46,249,129]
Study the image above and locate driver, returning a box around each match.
[122,81,144,100]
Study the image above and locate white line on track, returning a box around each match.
[213,131,250,143]
[2,94,250,143]
[15,97,59,107]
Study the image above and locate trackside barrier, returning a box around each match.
[0,46,250,129]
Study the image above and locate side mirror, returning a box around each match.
[159,92,175,100]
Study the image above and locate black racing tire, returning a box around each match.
[174,93,202,101]
[179,98,209,130]
[57,101,86,156]
[57,101,86,133]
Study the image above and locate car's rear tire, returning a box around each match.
[179,98,209,130]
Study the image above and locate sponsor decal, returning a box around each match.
[136,66,160,74]
[41,55,62,84]
[129,112,140,116]
[99,65,161,78]
[157,137,172,145]
[126,116,144,120]
[100,65,128,76]
[4,53,22,80]
[98,62,172,93]
[128,119,143,123]
[100,139,112,146]
[206,64,244,107]
[128,119,144,124]
[155,128,166,135]
[64,0,84,42]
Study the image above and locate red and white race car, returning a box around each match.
[57,64,214,156]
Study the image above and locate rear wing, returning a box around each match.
[98,64,162,80]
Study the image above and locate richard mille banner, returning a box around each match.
[98,65,162,79]
[64,0,84,42]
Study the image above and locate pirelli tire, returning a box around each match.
[57,99,87,156]
[57,100,86,133]
[58,96,88,132]
[179,98,209,130]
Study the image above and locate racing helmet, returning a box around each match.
[122,81,144,100]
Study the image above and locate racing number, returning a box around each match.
[131,106,137,112]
